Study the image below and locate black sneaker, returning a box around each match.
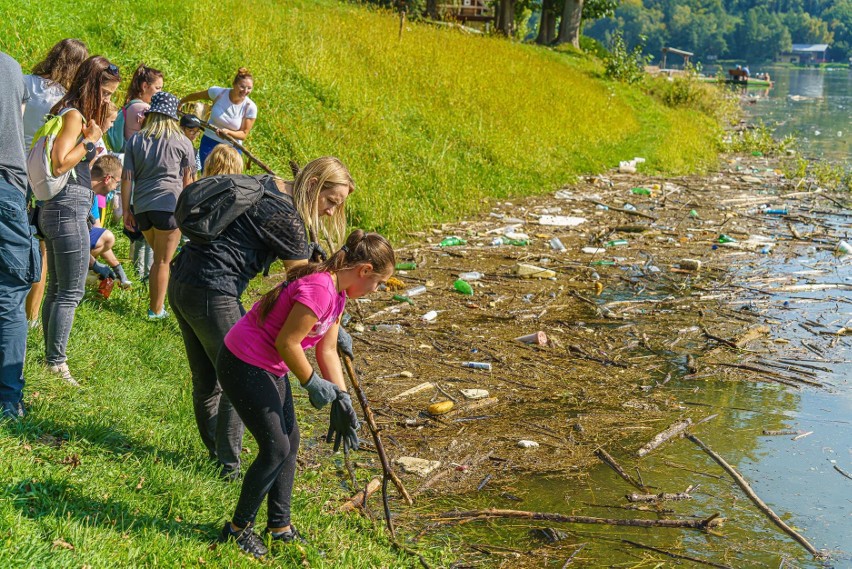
[0,401,24,422]
[218,522,268,558]
[265,525,307,544]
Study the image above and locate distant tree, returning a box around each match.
[554,0,619,48]
[824,0,852,60]
[536,0,558,44]
[782,10,833,43]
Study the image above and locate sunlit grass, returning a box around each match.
[1,0,722,239]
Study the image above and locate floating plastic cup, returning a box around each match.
[515,331,548,345]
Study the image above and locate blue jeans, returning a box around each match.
[167,278,246,476]
[198,135,240,170]
[0,183,40,407]
[40,184,92,366]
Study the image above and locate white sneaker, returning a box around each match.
[47,363,80,387]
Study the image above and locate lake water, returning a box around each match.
[745,66,852,164]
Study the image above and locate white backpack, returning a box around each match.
[26,108,78,201]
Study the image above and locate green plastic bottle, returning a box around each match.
[718,234,737,243]
[605,239,628,247]
[392,294,414,305]
[689,209,699,218]
[591,260,615,266]
[631,187,651,196]
[504,238,529,246]
[440,236,467,247]
[453,279,474,295]
[395,262,417,270]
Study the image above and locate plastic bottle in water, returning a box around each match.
[405,285,427,297]
[462,361,492,370]
[453,279,474,295]
[605,239,628,247]
[458,271,483,281]
[718,234,737,244]
[764,208,788,215]
[623,203,637,211]
[395,262,417,270]
[373,324,403,333]
[392,294,414,305]
[837,240,852,255]
[550,237,566,251]
[440,236,467,247]
[631,187,651,196]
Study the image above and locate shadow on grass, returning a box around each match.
[16,414,206,474]
[4,477,219,543]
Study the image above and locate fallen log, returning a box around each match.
[626,492,692,503]
[686,433,824,558]
[433,508,723,530]
[595,448,645,490]
[637,419,692,457]
[340,478,381,512]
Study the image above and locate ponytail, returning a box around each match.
[255,230,395,324]
[233,67,253,85]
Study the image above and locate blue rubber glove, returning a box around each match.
[337,326,354,361]
[301,371,339,410]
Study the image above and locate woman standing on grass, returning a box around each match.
[121,91,196,319]
[216,230,393,558]
[42,56,120,386]
[120,65,164,284]
[22,38,89,329]
[168,157,354,481]
[179,68,257,168]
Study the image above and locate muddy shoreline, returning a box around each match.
[307,153,850,567]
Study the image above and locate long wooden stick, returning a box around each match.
[686,433,824,558]
[637,418,692,457]
[178,110,277,176]
[433,508,723,530]
[339,352,414,507]
[621,539,734,569]
[594,448,645,490]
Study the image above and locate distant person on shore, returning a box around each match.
[121,91,196,319]
[214,230,392,558]
[168,157,354,481]
[41,56,120,386]
[0,51,41,421]
[180,68,257,168]
[22,39,89,329]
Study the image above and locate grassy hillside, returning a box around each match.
[1,0,721,239]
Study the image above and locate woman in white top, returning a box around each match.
[180,67,257,168]
[22,38,89,328]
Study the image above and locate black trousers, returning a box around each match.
[217,344,300,528]
[168,278,246,476]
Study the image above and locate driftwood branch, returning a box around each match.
[595,448,645,490]
[626,492,692,503]
[340,477,381,512]
[637,419,692,457]
[686,433,824,558]
[621,539,734,569]
[833,464,852,481]
[339,352,414,516]
[433,508,724,530]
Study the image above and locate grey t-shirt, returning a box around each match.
[123,131,196,214]
[0,52,29,194]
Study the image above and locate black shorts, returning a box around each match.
[135,210,178,231]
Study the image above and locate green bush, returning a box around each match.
[603,31,650,84]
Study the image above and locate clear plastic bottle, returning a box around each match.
[458,271,483,281]
[550,237,566,251]
[405,285,427,297]
[373,324,403,333]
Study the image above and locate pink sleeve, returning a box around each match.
[290,278,334,322]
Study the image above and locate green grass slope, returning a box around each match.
[1,0,720,239]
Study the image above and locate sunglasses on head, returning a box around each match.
[105,63,120,77]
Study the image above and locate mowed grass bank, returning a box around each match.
[0,0,721,238]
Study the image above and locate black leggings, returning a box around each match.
[217,345,300,528]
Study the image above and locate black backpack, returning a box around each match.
[175,174,275,244]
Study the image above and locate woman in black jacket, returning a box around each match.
[167,156,354,480]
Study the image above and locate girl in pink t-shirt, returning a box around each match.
[215,230,395,558]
